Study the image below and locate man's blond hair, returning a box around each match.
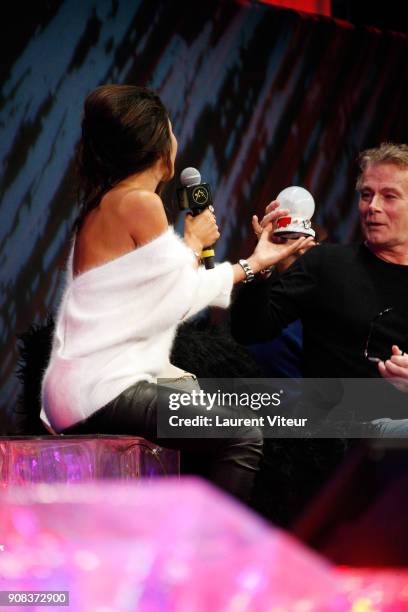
[356,142,408,189]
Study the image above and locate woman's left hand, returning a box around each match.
[184,208,220,255]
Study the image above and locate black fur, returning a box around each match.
[14,316,55,435]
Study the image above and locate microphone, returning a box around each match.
[177,167,215,269]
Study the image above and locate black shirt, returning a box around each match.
[231,243,408,419]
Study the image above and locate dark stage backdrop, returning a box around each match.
[1,0,407,432]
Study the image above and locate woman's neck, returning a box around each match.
[118,165,164,193]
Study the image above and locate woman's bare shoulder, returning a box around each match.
[107,188,169,245]
[73,189,170,276]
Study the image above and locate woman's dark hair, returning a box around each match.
[76,84,172,226]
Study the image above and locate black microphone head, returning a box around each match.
[180,167,201,187]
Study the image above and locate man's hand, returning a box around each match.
[252,201,287,239]
[252,201,317,274]
[260,200,285,229]
[378,345,408,392]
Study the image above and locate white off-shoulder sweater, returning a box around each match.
[41,227,233,431]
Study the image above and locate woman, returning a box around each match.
[41,84,312,501]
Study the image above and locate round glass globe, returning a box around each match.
[276,186,315,219]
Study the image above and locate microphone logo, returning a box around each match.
[192,186,210,206]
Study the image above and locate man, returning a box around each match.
[231,143,408,427]
[358,146,408,390]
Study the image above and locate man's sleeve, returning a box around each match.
[230,250,319,344]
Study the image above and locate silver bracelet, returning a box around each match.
[191,249,201,262]
[238,259,255,283]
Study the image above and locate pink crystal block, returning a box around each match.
[0,436,179,487]
[337,568,408,612]
[0,478,349,611]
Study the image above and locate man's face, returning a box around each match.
[359,162,408,252]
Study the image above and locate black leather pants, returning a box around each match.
[63,380,263,503]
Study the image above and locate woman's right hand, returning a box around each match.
[248,225,315,274]
[184,208,220,255]
[232,219,314,284]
